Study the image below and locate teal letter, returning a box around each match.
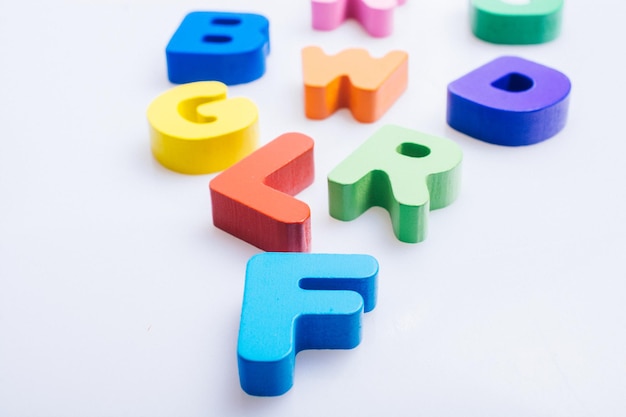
[471,0,564,44]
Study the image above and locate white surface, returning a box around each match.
[1,1,625,416]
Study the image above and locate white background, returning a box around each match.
[1,1,625,416]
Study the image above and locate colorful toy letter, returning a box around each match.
[147,81,258,174]
[328,125,462,243]
[238,252,378,396]
[311,0,407,37]
[447,56,571,146]
[166,11,270,85]
[470,0,563,44]
[209,133,314,252]
[302,46,408,123]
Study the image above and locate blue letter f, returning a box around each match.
[237,253,378,396]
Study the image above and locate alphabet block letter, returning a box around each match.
[328,125,462,243]
[447,56,571,146]
[166,11,270,85]
[302,46,408,123]
[471,0,563,44]
[311,0,407,38]
[209,133,314,252]
[147,81,258,174]
[238,252,378,396]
